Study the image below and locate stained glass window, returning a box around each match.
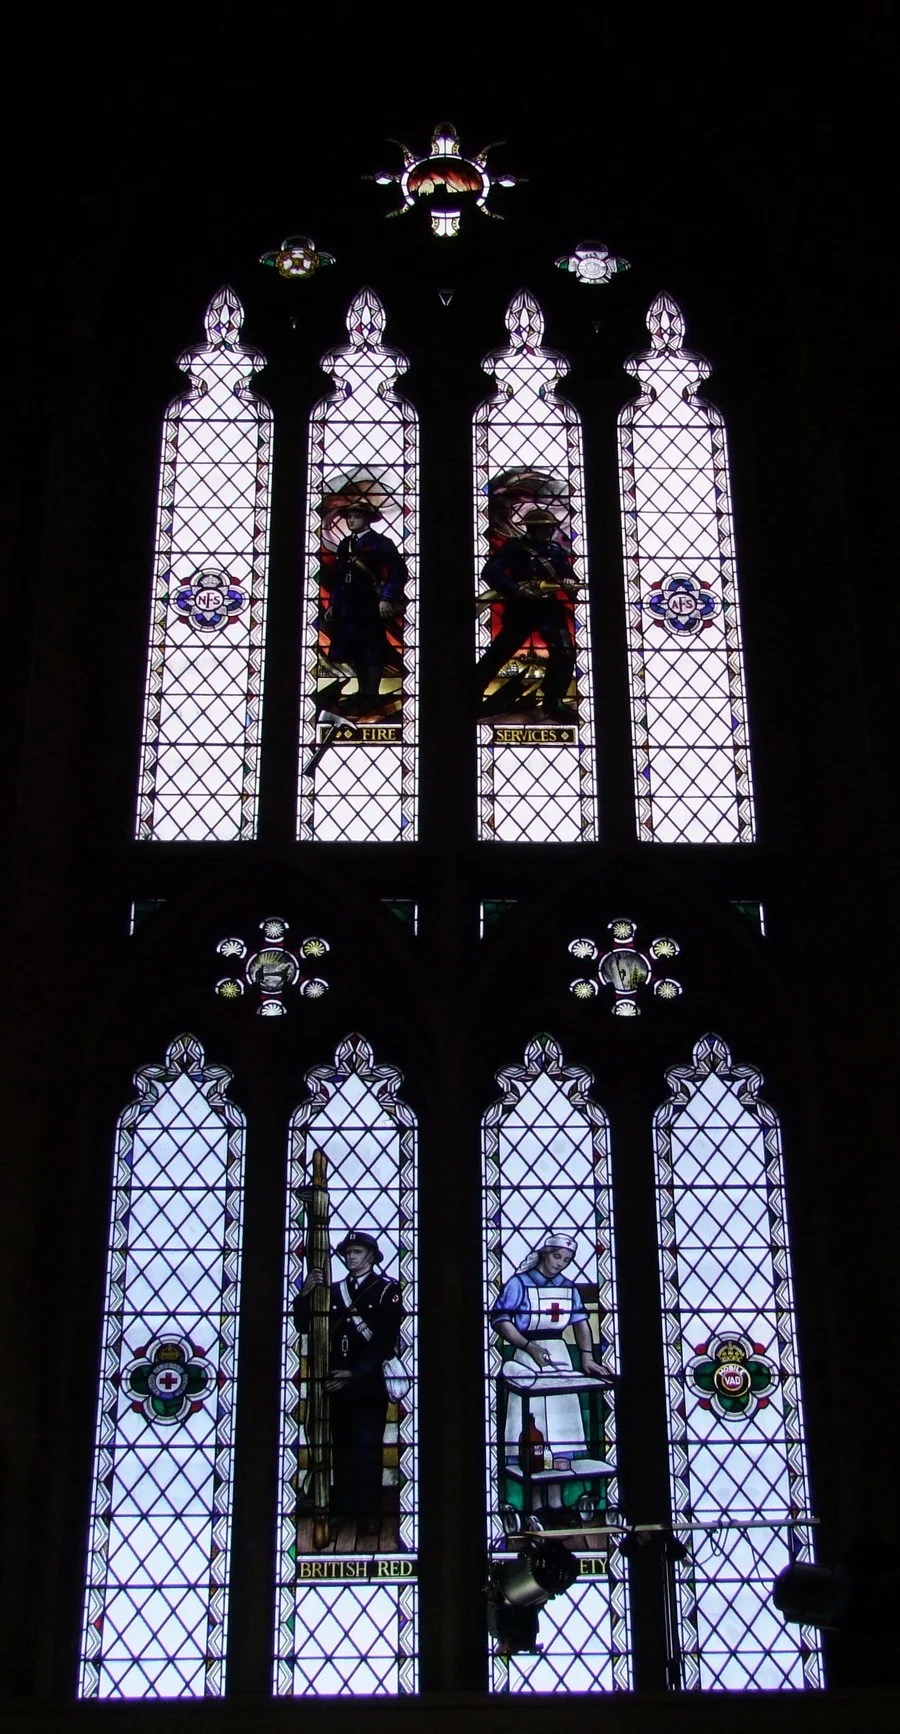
[298,290,419,842]
[474,292,598,842]
[80,1035,245,1698]
[618,295,756,843]
[372,122,521,237]
[654,1034,821,1689]
[275,1035,417,1695]
[136,288,272,841]
[483,1034,631,1692]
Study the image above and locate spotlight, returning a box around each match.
[487,1540,579,1655]
[774,1543,900,1636]
[774,1562,852,1630]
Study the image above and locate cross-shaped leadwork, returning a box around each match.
[568,920,681,1016]
[215,917,329,1017]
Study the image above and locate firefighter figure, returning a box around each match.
[322,501,407,717]
[476,506,578,721]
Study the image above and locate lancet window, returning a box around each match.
[618,296,756,843]
[136,288,272,842]
[474,293,598,842]
[482,1034,630,1692]
[79,1036,245,1697]
[298,290,419,842]
[275,1035,418,1695]
[654,1035,820,1688]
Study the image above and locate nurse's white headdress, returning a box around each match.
[515,1228,578,1276]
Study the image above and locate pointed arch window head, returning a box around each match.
[474,293,598,843]
[618,295,756,844]
[505,288,545,353]
[482,1034,631,1692]
[346,285,386,347]
[136,288,272,842]
[80,1036,245,1698]
[298,289,419,843]
[654,1035,820,1690]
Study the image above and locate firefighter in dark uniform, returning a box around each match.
[295,1230,403,1534]
[323,502,408,716]
[476,505,578,720]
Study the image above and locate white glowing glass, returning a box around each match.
[654,1035,821,1689]
[79,1037,245,1698]
[474,292,598,842]
[483,1035,631,1693]
[135,288,272,841]
[275,1035,418,1695]
[618,295,755,843]
[298,289,419,842]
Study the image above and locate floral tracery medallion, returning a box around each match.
[124,1335,210,1425]
[687,1331,777,1422]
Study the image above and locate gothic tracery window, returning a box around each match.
[275,1035,418,1695]
[618,295,756,844]
[98,168,823,1706]
[298,290,419,843]
[136,289,272,842]
[474,292,598,843]
[482,1034,630,1692]
[654,1034,820,1688]
[80,1036,245,1698]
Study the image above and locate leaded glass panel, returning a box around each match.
[618,295,755,843]
[298,290,419,842]
[275,1035,417,1695]
[654,1034,821,1689]
[483,1034,631,1692]
[79,1035,245,1698]
[136,288,272,841]
[474,293,598,842]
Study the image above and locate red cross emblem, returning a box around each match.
[549,1301,561,1323]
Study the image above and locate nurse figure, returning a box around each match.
[491,1229,613,1518]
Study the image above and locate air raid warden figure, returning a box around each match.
[323,501,408,717]
[476,506,578,721]
[295,1229,404,1537]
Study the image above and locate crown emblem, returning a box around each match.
[688,1330,776,1423]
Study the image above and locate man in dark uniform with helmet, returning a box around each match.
[322,501,407,718]
[295,1229,403,1536]
[476,505,578,721]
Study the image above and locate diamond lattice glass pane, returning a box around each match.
[654,1035,821,1689]
[474,293,597,842]
[618,296,755,843]
[483,1035,631,1692]
[136,289,272,841]
[79,1037,245,1699]
[298,290,418,842]
[275,1035,418,1695]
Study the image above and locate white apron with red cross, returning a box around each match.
[503,1283,586,1462]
